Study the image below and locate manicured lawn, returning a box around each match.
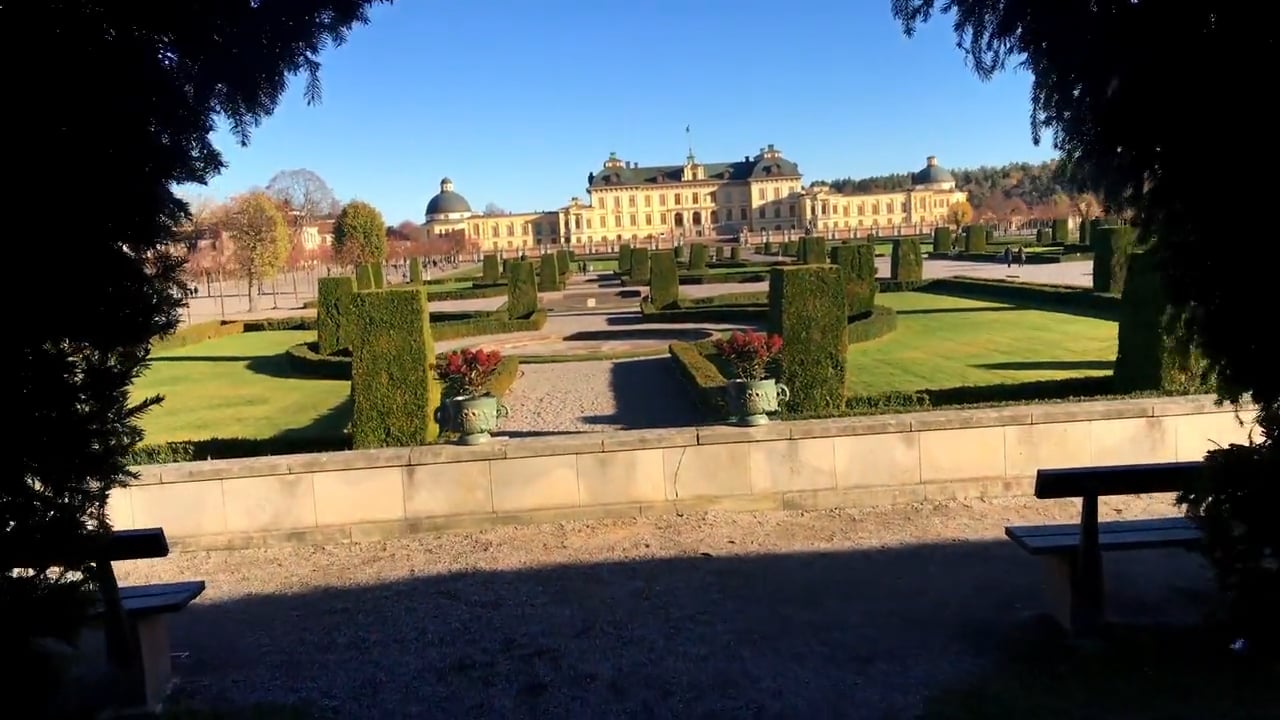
[847,293,1116,393]
[424,281,475,292]
[134,331,349,443]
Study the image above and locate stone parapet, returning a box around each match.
[114,395,1254,551]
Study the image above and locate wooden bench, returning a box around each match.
[1004,462,1204,634]
[12,527,205,714]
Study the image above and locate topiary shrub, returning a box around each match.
[355,263,375,290]
[618,243,633,273]
[1036,228,1051,245]
[730,246,741,260]
[767,266,847,414]
[501,258,512,277]
[555,249,571,280]
[409,257,423,285]
[506,261,538,319]
[964,225,988,253]
[1052,217,1069,244]
[782,240,799,257]
[648,250,679,310]
[1114,250,1211,394]
[371,263,385,289]
[673,244,684,260]
[317,276,357,355]
[630,247,651,283]
[932,226,952,253]
[890,237,923,281]
[764,241,775,255]
[1080,218,1093,246]
[482,253,500,284]
[349,286,441,448]
[689,243,709,271]
[1092,225,1137,293]
[830,243,878,316]
[800,236,827,264]
[537,251,560,292]
[714,245,725,260]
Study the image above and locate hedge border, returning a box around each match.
[152,316,316,352]
[921,276,1119,320]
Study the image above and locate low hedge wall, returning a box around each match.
[153,316,316,352]
[284,342,521,388]
[425,282,507,301]
[431,308,548,341]
[130,354,522,464]
[924,251,1085,265]
[846,305,897,344]
[669,339,1153,423]
[922,277,1119,320]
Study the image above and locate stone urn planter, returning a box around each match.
[725,378,789,426]
[441,394,509,445]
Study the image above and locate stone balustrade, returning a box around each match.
[111,395,1255,551]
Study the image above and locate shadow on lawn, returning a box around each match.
[895,305,1027,316]
[151,536,1269,720]
[974,360,1114,372]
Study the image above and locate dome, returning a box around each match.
[425,176,472,218]
[912,156,955,186]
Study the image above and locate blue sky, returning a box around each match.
[192,1,1052,223]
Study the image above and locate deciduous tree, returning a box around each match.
[946,200,973,233]
[226,192,290,311]
[266,169,338,228]
[332,199,387,266]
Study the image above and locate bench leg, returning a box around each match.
[133,615,175,713]
[1040,553,1106,635]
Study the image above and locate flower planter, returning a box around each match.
[724,378,789,426]
[440,394,509,444]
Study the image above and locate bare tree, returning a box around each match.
[483,202,506,216]
[266,168,338,230]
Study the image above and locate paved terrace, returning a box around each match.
[118,493,1210,719]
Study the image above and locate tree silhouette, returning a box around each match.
[11,2,387,706]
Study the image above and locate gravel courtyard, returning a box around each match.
[117,494,1213,719]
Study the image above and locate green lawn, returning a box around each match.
[135,331,349,443]
[847,293,1116,393]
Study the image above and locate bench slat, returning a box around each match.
[1006,517,1201,555]
[1035,462,1202,499]
[93,581,206,618]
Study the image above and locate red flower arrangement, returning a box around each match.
[713,330,783,381]
[434,348,504,398]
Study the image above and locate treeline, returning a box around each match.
[818,160,1099,219]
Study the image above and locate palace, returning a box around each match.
[422,145,967,252]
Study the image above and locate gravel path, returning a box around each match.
[499,356,702,433]
[117,494,1212,719]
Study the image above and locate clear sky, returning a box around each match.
[191,1,1053,223]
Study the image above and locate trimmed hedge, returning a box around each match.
[1080,218,1092,246]
[482,254,500,284]
[714,245,725,261]
[349,286,441,448]
[922,277,1119,320]
[782,240,798,257]
[932,226,952,254]
[355,264,375,290]
[505,260,539,319]
[618,243,633,273]
[830,243,877,316]
[669,340,729,418]
[1114,251,1211,394]
[768,266,847,414]
[425,283,507,302]
[1052,218,1068,244]
[648,250,680,310]
[285,341,521,391]
[317,275,357,355]
[673,244,684,260]
[537,251,561,292]
[1092,225,1136,294]
[847,305,897,344]
[799,236,827,265]
[151,316,314,352]
[890,237,923,281]
[1036,228,1051,246]
[432,308,548,341]
[964,225,988,253]
[501,258,512,277]
[630,247,651,283]
[371,263,385,289]
[730,246,742,261]
[409,258,423,284]
[688,243,709,271]
[555,249,571,280]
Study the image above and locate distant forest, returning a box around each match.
[817,160,1104,220]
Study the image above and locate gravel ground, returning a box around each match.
[499,356,702,433]
[116,494,1213,719]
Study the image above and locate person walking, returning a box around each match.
[1003,246,1013,267]
[1015,245,1026,268]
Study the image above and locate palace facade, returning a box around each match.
[422,145,967,252]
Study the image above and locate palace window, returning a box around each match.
[573,217,581,231]
[659,194,667,207]
[645,213,652,225]
[773,206,781,218]
[674,193,682,206]
[757,187,766,201]
[788,204,797,218]
[613,196,621,209]
[505,223,514,236]
[644,195,652,208]
[739,208,747,221]
[757,207,766,219]
[707,191,716,204]
[490,223,499,235]
[522,223,529,235]
[628,195,636,208]
[614,214,623,228]
[660,212,667,224]
[772,187,780,200]
[629,214,637,227]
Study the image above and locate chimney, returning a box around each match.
[926,156,938,167]
[767,143,775,151]
[744,155,751,162]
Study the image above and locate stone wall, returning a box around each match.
[112,396,1255,551]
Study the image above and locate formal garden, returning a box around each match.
[128,222,1188,464]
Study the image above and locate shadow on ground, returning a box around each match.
[580,356,702,428]
[974,360,1114,372]
[562,328,713,343]
[161,537,1220,719]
